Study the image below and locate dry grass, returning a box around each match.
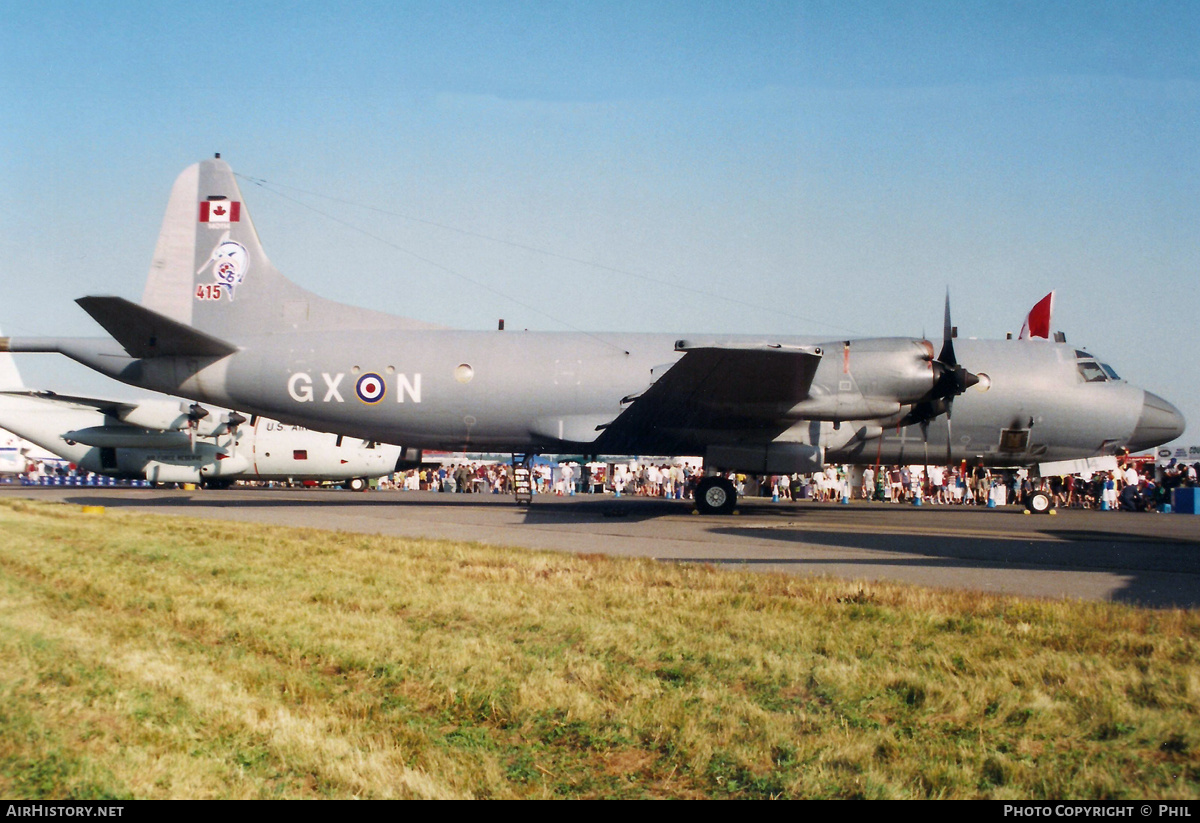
[0,498,1196,799]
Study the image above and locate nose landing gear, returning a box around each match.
[1025,490,1053,514]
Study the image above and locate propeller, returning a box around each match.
[217,411,247,448]
[901,292,981,466]
[184,403,209,453]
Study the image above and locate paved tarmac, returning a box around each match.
[6,485,1200,608]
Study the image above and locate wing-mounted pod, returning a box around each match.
[62,426,194,449]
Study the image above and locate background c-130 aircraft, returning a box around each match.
[0,346,407,490]
[0,156,1186,513]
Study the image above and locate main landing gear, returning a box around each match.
[1024,490,1053,514]
[694,476,737,515]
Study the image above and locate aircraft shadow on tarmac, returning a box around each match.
[698,516,1200,609]
[530,497,1200,609]
[56,489,691,522]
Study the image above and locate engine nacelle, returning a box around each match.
[117,400,194,431]
[803,338,936,416]
[116,400,244,437]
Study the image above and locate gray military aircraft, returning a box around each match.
[1,156,1185,513]
[0,348,404,489]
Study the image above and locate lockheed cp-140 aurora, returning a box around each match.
[1,156,1185,513]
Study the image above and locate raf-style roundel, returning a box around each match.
[355,373,386,404]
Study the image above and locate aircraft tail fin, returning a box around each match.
[137,155,440,342]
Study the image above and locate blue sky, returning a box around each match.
[2,1,1197,446]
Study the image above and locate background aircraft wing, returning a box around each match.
[0,389,136,416]
[595,344,822,453]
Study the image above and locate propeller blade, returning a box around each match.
[921,420,930,499]
[938,290,956,367]
[945,406,954,467]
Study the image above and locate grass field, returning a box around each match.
[0,498,1196,799]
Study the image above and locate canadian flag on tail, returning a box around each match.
[1018,291,1055,340]
[199,200,241,223]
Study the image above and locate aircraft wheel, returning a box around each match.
[201,479,233,490]
[1025,491,1052,514]
[344,477,367,492]
[695,477,737,515]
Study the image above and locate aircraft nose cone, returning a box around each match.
[1126,391,1186,451]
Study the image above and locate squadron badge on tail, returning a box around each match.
[196,231,250,301]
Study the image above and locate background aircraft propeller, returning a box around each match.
[184,403,209,452]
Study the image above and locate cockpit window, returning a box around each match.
[1077,360,1108,383]
[1101,363,1120,380]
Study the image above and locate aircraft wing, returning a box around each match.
[594,343,822,453]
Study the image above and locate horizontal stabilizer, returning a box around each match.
[76,296,238,358]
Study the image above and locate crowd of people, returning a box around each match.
[750,459,1198,512]
[14,450,1195,512]
[381,457,1199,512]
